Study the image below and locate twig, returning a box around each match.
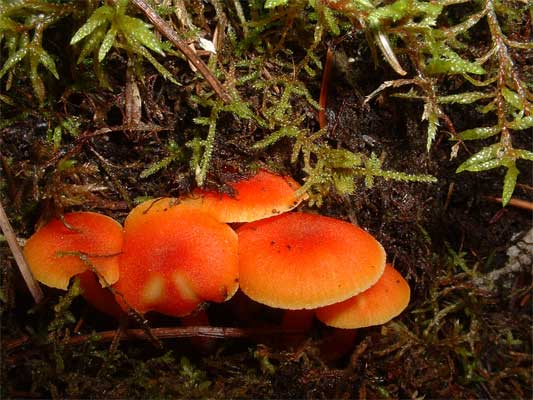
[444,182,455,211]
[4,326,305,352]
[0,200,43,303]
[318,47,334,129]
[130,0,231,104]
[484,196,533,211]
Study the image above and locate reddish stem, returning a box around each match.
[318,47,334,129]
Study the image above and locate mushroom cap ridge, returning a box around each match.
[237,212,386,309]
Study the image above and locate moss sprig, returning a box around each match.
[0,0,75,103]
[70,0,178,85]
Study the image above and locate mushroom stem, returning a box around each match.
[0,201,43,303]
[281,309,315,348]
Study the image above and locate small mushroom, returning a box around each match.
[180,169,307,223]
[315,263,410,329]
[23,212,123,290]
[237,212,386,309]
[114,200,239,317]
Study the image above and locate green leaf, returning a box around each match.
[458,126,501,140]
[332,171,355,195]
[119,15,164,56]
[265,0,288,9]
[48,126,62,149]
[38,49,59,79]
[125,34,179,84]
[98,26,117,62]
[223,99,256,120]
[516,149,533,161]
[193,117,210,126]
[29,52,45,102]
[0,47,27,78]
[458,158,501,173]
[253,126,300,149]
[437,91,493,105]
[368,0,409,28]
[426,51,485,75]
[508,116,533,131]
[116,0,130,15]
[0,16,19,31]
[501,87,523,110]
[322,7,340,36]
[326,149,362,169]
[77,25,106,63]
[61,117,80,137]
[70,5,112,44]
[368,0,441,28]
[422,103,439,151]
[462,74,498,87]
[353,0,375,10]
[134,45,179,84]
[140,155,176,179]
[501,163,518,206]
[426,44,485,75]
[456,144,500,173]
[463,159,502,172]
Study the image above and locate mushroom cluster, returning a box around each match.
[23,168,410,330]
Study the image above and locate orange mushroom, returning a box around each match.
[23,212,123,290]
[315,264,410,329]
[237,212,386,309]
[114,200,239,317]
[180,169,307,223]
[124,170,305,230]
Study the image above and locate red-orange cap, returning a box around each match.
[114,200,239,317]
[315,264,410,329]
[23,212,123,290]
[238,212,386,309]
[180,169,306,223]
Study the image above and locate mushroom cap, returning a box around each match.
[315,264,410,329]
[115,200,239,317]
[123,197,183,232]
[237,212,386,309]
[23,212,123,290]
[181,169,306,223]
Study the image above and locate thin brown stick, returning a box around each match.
[0,200,43,303]
[444,182,455,211]
[318,47,334,129]
[4,326,305,352]
[484,196,533,211]
[131,0,231,104]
